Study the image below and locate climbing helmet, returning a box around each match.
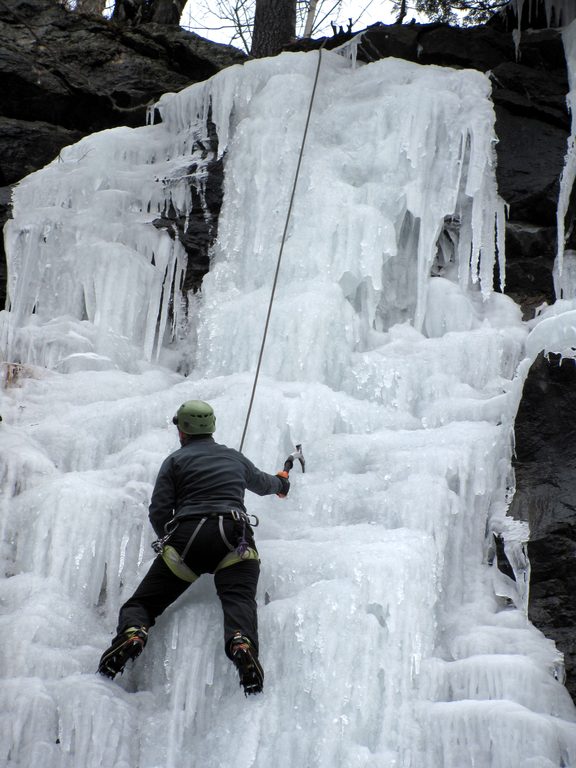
[172,400,216,435]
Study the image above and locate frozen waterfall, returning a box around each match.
[1,49,576,768]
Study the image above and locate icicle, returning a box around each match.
[556,20,576,298]
[510,0,576,30]
[333,31,364,68]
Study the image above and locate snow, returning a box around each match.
[1,49,576,767]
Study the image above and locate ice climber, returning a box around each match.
[98,399,290,695]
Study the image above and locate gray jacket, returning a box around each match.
[148,435,283,537]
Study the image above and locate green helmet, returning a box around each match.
[172,400,216,435]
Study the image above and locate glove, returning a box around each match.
[276,471,290,498]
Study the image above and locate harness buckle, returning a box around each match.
[151,534,169,554]
[229,509,258,527]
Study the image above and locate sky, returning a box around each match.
[180,0,409,49]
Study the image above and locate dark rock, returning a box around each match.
[354,23,421,63]
[487,31,570,310]
[0,0,246,132]
[510,354,576,699]
[488,29,569,237]
[0,186,11,310]
[493,105,568,225]
[516,28,569,70]
[504,221,556,316]
[417,24,515,71]
[563,179,576,255]
[0,117,85,186]
[491,61,569,129]
[493,532,517,580]
[356,22,516,71]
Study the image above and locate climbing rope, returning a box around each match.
[239,46,325,453]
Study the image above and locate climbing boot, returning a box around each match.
[230,632,264,696]
[98,626,148,679]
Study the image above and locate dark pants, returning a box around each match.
[117,518,260,658]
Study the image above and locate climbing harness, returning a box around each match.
[153,509,260,583]
[238,47,325,453]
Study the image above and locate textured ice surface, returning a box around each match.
[1,51,576,768]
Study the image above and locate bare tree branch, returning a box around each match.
[312,0,343,33]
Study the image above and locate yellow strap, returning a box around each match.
[162,545,199,583]
[214,547,259,572]
[162,545,259,582]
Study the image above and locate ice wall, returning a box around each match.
[1,50,576,768]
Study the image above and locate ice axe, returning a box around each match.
[282,444,305,475]
[276,444,305,496]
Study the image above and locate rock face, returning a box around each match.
[0,0,246,308]
[509,354,576,700]
[2,0,576,701]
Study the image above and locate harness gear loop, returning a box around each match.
[239,46,325,453]
[219,515,235,551]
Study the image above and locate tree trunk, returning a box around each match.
[250,0,296,58]
[76,0,106,15]
[112,0,187,25]
[303,0,318,38]
[394,0,407,24]
[150,0,187,25]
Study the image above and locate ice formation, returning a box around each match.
[1,49,576,768]
[556,18,576,298]
[511,0,576,28]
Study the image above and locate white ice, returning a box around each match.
[1,50,576,768]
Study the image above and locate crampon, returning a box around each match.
[230,633,264,696]
[98,627,148,679]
